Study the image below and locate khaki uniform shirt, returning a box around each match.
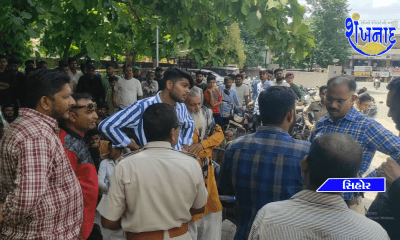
[303,100,328,127]
[97,141,208,233]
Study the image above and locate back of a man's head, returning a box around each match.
[258,86,296,125]
[24,69,71,109]
[308,133,363,189]
[143,103,180,143]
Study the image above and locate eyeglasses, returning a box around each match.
[71,102,97,111]
[325,96,353,105]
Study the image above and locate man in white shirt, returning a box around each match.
[113,64,143,109]
[232,73,250,107]
[98,142,123,194]
[272,77,290,87]
[68,58,83,92]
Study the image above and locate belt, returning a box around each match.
[126,223,188,240]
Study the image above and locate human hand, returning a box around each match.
[188,143,204,155]
[127,140,140,151]
[380,158,400,185]
[247,101,254,107]
[112,99,118,108]
[182,145,189,152]
[307,124,314,130]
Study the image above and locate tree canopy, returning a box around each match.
[1,0,315,67]
[306,0,350,68]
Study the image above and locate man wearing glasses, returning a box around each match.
[310,76,400,214]
[58,93,101,240]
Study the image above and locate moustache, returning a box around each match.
[327,108,339,112]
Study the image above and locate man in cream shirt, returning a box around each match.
[97,103,208,240]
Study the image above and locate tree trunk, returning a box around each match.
[126,49,132,64]
[63,36,74,61]
[132,52,137,64]
[152,58,157,68]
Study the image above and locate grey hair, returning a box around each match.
[224,129,234,135]
[189,87,202,98]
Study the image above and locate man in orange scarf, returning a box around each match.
[186,87,224,240]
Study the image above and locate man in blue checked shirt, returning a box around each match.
[98,68,195,151]
[218,77,241,128]
[310,76,400,215]
[218,86,311,240]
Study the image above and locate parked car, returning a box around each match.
[187,69,224,86]
[205,66,239,77]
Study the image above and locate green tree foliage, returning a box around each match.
[0,0,44,60]
[307,0,351,68]
[271,47,310,69]
[239,23,267,68]
[215,23,246,68]
[1,0,314,67]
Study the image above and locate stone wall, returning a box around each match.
[292,71,329,88]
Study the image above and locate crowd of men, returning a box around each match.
[0,54,399,240]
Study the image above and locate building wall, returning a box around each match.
[327,65,343,79]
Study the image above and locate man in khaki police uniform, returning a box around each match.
[303,85,328,130]
[97,103,208,240]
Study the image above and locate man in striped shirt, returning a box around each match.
[99,68,194,151]
[249,133,390,240]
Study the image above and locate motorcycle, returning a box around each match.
[373,78,381,90]
[299,85,318,107]
[291,106,313,141]
[222,89,253,137]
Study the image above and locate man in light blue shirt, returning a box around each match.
[218,77,241,128]
[249,69,273,131]
[98,68,195,151]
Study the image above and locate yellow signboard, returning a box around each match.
[354,72,371,77]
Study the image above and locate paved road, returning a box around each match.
[95,82,395,240]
